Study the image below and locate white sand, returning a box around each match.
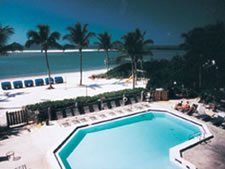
[0,69,146,126]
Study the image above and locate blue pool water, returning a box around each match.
[57,112,201,169]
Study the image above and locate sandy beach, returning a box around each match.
[0,69,146,126]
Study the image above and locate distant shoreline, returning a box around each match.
[7,49,111,53]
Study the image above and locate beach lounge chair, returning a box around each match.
[111,100,118,108]
[198,113,214,122]
[101,101,110,110]
[54,76,63,84]
[92,104,100,111]
[1,81,12,90]
[45,77,54,85]
[56,111,64,120]
[106,100,112,109]
[24,80,34,87]
[115,99,121,107]
[13,80,23,89]
[82,105,91,114]
[130,97,138,104]
[35,78,44,86]
[187,104,198,116]
[211,116,225,126]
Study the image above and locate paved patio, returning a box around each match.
[183,122,225,169]
[0,101,224,169]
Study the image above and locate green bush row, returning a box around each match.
[25,88,147,112]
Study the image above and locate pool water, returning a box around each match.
[57,112,201,169]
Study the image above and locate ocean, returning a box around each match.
[0,49,184,80]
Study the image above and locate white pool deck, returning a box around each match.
[0,100,219,169]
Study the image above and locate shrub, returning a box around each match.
[25,88,147,112]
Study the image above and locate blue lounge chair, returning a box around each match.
[54,76,63,84]
[45,77,54,85]
[1,81,12,90]
[13,80,23,89]
[35,78,44,86]
[198,114,212,122]
[24,80,34,87]
[211,116,225,126]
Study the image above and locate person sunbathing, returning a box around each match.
[187,104,196,115]
[181,101,190,112]
[175,101,183,110]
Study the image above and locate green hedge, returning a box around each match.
[25,99,76,112]
[25,88,147,112]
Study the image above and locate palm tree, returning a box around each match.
[134,28,153,83]
[94,32,116,71]
[25,25,61,89]
[63,22,95,86]
[0,24,23,55]
[115,31,139,88]
[115,29,153,88]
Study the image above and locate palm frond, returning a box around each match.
[25,40,38,48]
[82,32,95,47]
[83,24,89,35]
[27,31,40,41]
[63,34,72,41]
[49,32,60,40]
[0,25,14,45]
[66,26,75,35]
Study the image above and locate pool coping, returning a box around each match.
[47,104,213,169]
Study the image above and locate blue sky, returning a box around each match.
[1,0,225,45]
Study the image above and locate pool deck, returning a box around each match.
[0,101,224,169]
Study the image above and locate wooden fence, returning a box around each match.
[151,90,168,101]
[6,110,28,128]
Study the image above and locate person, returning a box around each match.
[175,101,183,110]
[181,101,190,112]
[91,74,95,80]
[187,104,196,115]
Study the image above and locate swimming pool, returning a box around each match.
[53,111,208,169]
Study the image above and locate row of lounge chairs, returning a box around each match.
[1,76,63,90]
[174,101,225,129]
[53,95,143,121]
[197,111,225,127]
[57,102,150,127]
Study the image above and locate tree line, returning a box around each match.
[0,22,153,89]
[1,22,225,93]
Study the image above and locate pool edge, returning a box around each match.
[48,105,213,169]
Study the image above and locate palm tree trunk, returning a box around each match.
[134,59,137,85]
[106,50,109,71]
[199,66,202,89]
[140,57,143,70]
[79,48,83,86]
[45,50,53,89]
[132,58,135,89]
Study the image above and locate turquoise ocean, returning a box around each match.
[0,49,184,80]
